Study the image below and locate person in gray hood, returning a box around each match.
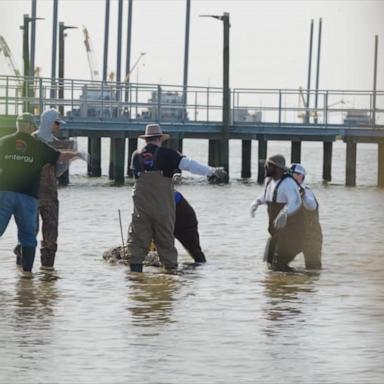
[14,108,87,269]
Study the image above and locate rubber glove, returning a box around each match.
[207,167,227,183]
[250,200,260,218]
[274,207,288,230]
[213,167,227,179]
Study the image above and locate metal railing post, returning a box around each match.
[5,76,9,116]
[157,85,161,122]
[71,79,74,115]
[278,90,282,125]
[39,77,43,114]
[206,87,209,122]
[324,91,328,127]
[101,81,104,119]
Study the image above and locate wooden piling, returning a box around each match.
[378,143,384,187]
[57,169,69,186]
[291,141,302,164]
[87,137,101,177]
[322,141,333,182]
[126,138,137,177]
[346,140,357,186]
[257,138,267,184]
[208,139,220,166]
[165,138,183,152]
[109,139,115,180]
[111,138,126,185]
[241,139,252,178]
[208,138,229,179]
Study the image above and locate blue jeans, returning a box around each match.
[0,191,38,247]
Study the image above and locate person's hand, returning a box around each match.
[173,173,182,184]
[273,208,288,230]
[207,167,227,183]
[78,149,90,163]
[250,201,259,218]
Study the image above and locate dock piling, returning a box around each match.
[87,137,102,177]
[291,141,302,164]
[346,140,357,186]
[126,138,137,177]
[257,138,267,184]
[322,141,333,181]
[241,140,251,178]
[378,143,384,187]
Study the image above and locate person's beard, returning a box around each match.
[265,165,275,178]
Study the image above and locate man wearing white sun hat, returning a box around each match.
[290,163,322,269]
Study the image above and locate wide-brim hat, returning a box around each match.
[266,154,288,171]
[139,123,170,142]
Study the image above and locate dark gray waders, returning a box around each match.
[127,172,178,271]
[266,177,304,271]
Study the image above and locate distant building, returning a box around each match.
[232,108,262,123]
[344,110,371,126]
[69,85,117,118]
[142,91,187,122]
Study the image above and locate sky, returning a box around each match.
[0,0,383,92]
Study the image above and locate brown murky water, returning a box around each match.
[1,141,383,383]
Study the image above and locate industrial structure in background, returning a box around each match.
[82,26,100,82]
[0,35,22,87]
[141,90,187,122]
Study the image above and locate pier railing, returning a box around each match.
[0,75,383,128]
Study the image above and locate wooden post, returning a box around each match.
[346,140,357,186]
[165,138,182,151]
[208,139,220,166]
[378,143,384,187]
[291,141,302,164]
[109,138,115,180]
[241,140,251,178]
[322,141,333,182]
[112,138,126,185]
[126,138,137,177]
[88,137,102,177]
[257,138,267,184]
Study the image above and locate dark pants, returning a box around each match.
[174,196,206,263]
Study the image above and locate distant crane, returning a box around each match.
[82,26,100,81]
[297,86,311,122]
[0,35,22,84]
[124,52,146,82]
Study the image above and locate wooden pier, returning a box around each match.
[0,75,383,186]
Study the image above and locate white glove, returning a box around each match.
[273,208,288,230]
[207,167,227,183]
[78,149,90,163]
[173,173,182,184]
[213,167,227,179]
[250,200,260,218]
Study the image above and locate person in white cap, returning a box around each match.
[35,108,88,269]
[13,108,88,270]
[0,113,82,274]
[127,123,226,273]
[290,163,322,269]
[250,154,304,272]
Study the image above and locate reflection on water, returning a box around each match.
[126,272,179,327]
[261,271,320,334]
[13,274,59,321]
